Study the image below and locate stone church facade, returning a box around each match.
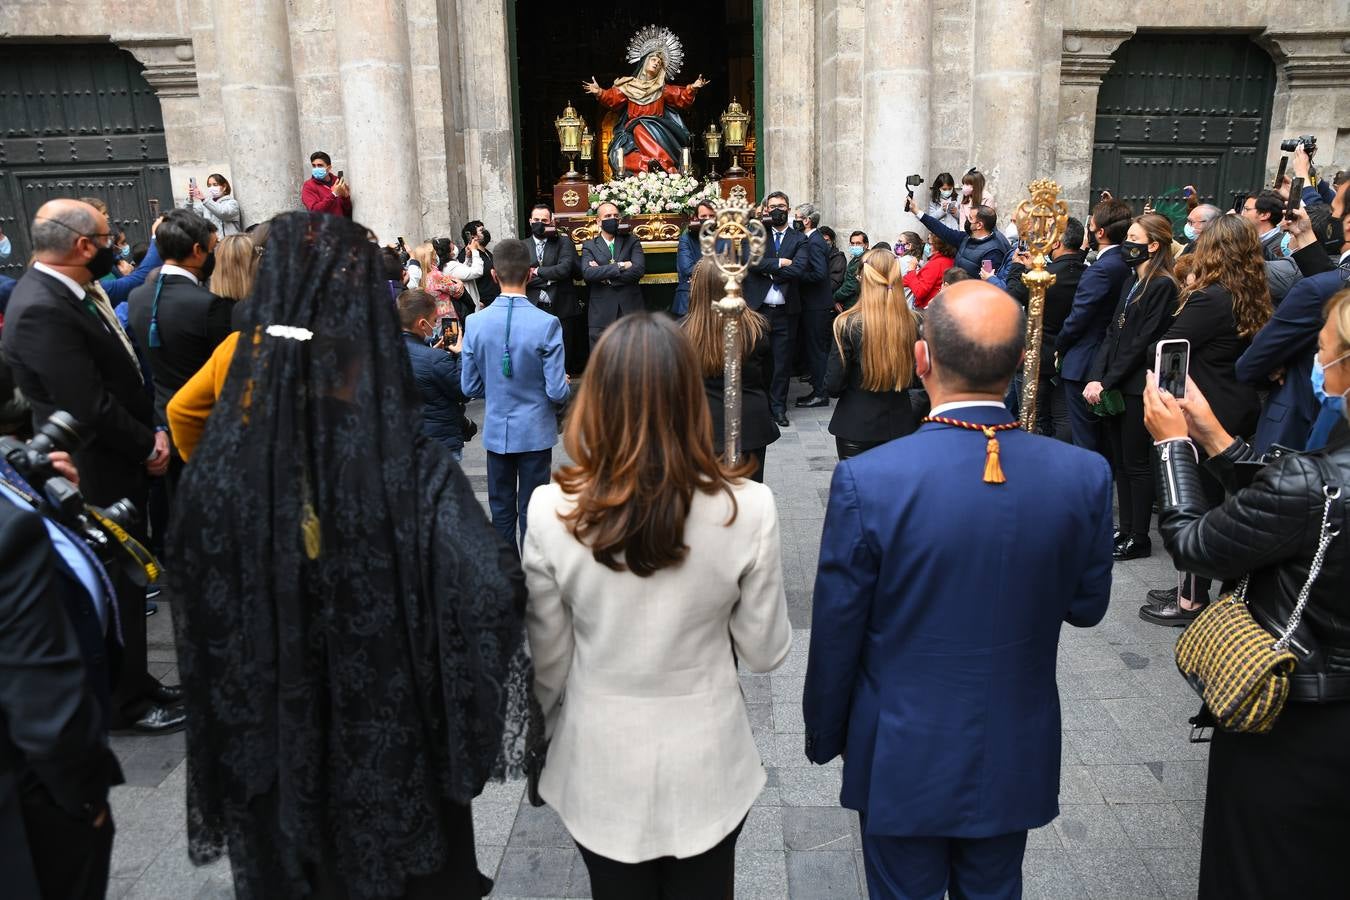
[3,0,1347,247]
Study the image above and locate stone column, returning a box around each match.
[816,0,865,230]
[1263,32,1350,179]
[455,1,519,236]
[1055,30,1133,221]
[120,38,216,211]
[208,1,303,224]
[334,0,421,243]
[762,0,817,205]
[863,0,930,244]
[971,0,1046,207]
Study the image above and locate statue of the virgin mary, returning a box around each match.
[583,25,709,177]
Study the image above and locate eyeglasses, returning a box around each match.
[34,217,112,245]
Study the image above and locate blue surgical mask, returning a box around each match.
[312,167,328,180]
[940,189,954,200]
[1311,350,1350,408]
[1280,232,1293,258]
[1183,223,1198,242]
[0,234,10,260]
[118,244,131,259]
[849,246,864,258]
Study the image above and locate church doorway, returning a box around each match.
[1090,33,1276,223]
[0,43,173,278]
[510,0,757,224]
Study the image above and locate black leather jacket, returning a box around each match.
[1155,420,1350,703]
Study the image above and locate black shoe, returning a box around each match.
[774,414,790,428]
[145,600,158,617]
[149,682,184,705]
[146,584,162,600]
[1146,586,1178,608]
[1139,599,1206,627]
[1113,529,1128,549]
[116,703,187,736]
[1113,536,1152,561]
[797,374,813,384]
[795,395,829,408]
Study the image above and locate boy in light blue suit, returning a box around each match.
[461,238,570,551]
[804,281,1113,900]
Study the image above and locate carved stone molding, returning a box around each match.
[1262,31,1350,88]
[119,38,199,98]
[1060,29,1134,87]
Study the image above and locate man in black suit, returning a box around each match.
[526,203,586,374]
[1,198,183,735]
[127,208,232,476]
[1,454,123,900]
[581,201,646,347]
[744,191,813,427]
[792,202,831,409]
[1003,216,1088,442]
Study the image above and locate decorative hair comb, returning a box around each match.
[265,325,315,342]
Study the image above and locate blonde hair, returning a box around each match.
[1327,287,1350,356]
[832,248,917,392]
[681,258,768,377]
[211,234,259,302]
[411,241,438,280]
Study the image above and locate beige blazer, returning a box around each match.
[522,479,792,863]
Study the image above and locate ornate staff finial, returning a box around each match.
[1014,179,1069,432]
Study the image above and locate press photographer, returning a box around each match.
[0,440,124,900]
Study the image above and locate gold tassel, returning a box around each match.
[301,502,322,560]
[982,427,1006,484]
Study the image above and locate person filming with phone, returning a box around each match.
[397,288,473,463]
[1140,286,1350,900]
[300,151,352,219]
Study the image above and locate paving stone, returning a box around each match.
[509,801,575,848]
[475,844,506,879]
[1091,764,1174,803]
[1063,729,1145,765]
[1059,765,1105,805]
[739,673,772,703]
[787,850,862,899]
[778,766,843,807]
[1021,848,1087,900]
[1143,848,1202,899]
[1052,803,1130,849]
[745,702,773,732]
[1111,802,1201,849]
[772,698,806,733]
[782,806,857,851]
[472,800,521,846]
[1065,847,1163,899]
[492,848,576,897]
[739,805,785,850]
[1026,823,1062,849]
[734,849,789,900]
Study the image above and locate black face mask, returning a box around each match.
[792,219,805,232]
[85,242,119,281]
[768,208,789,228]
[478,229,491,247]
[1120,240,1152,266]
[689,219,704,233]
[530,221,548,239]
[1087,230,1100,252]
[199,250,217,282]
[600,217,620,237]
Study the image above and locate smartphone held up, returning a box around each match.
[1155,339,1190,400]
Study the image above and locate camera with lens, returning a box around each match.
[0,411,159,585]
[1279,135,1316,154]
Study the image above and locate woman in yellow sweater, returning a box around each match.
[166,329,242,461]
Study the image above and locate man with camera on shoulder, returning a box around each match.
[0,444,123,900]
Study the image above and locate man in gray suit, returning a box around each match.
[581,201,646,347]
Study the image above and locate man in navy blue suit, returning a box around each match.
[804,281,1113,900]
[792,202,832,409]
[1056,198,1133,452]
[744,191,815,427]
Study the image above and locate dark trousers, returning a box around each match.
[837,437,887,460]
[763,305,798,417]
[745,447,766,483]
[18,783,115,900]
[1178,468,1226,601]
[577,817,743,900]
[1104,393,1154,539]
[560,313,589,375]
[1038,377,1072,442]
[1062,379,1102,454]
[485,448,552,552]
[801,307,832,398]
[859,820,1027,900]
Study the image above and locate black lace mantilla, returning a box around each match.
[167,212,537,899]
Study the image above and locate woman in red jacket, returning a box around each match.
[903,233,956,308]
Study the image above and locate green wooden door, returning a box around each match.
[1091,34,1275,224]
[0,43,173,277]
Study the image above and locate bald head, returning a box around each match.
[31,198,107,258]
[922,281,1025,394]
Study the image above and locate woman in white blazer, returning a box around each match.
[522,312,792,899]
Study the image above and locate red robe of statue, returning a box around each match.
[597,83,698,174]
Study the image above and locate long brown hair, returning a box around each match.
[682,258,768,377]
[1180,215,1273,338]
[961,169,986,208]
[211,233,259,302]
[833,248,917,391]
[556,314,749,576]
[1129,213,1178,297]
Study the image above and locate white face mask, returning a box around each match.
[208,186,222,199]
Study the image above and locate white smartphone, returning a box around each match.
[1155,339,1191,399]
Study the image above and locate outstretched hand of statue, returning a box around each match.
[582,77,602,96]
[691,74,709,90]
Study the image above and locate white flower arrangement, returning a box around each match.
[589,171,722,216]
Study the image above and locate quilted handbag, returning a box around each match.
[1174,474,1341,733]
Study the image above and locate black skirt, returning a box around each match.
[1198,698,1350,899]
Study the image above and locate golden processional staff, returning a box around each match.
[697,195,766,465]
[1014,179,1069,431]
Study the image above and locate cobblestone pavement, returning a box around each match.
[110,382,1204,899]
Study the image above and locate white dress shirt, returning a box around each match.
[929,400,1010,418]
[765,228,790,307]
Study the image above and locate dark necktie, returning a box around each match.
[774,231,783,255]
